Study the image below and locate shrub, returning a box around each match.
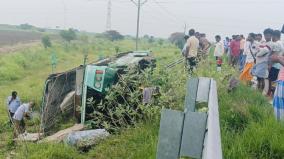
[85,67,161,132]
[41,35,52,49]
[103,30,124,41]
[60,29,77,43]
[168,32,185,49]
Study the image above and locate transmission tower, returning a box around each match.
[106,0,112,31]
[131,0,148,51]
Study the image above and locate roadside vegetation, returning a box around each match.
[1,32,284,159]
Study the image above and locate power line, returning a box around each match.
[131,0,148,50]
[151,0,186,25]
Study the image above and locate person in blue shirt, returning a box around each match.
[7,91,21,125]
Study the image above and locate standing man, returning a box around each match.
[268,30,284,96]
[227,37,232,65]
[270,24,284,120]
[185,29,199,73]
[214,35,224,72]
[7,91,21,125]
[230,35,241,68]
[251,28,274,96]
[240,33,259,84]
[239,35,246,71]
[13,102,35,137]
[195,32,201,40]
[199,33,211,55]
[224,37,230,54]
[271,54,284,120]
[256,34,265,44]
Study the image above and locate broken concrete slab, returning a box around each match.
[40,124,84,143]
[14,133,44,142]
[64,129,110,148]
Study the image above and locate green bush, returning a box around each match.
[41,35,52,49]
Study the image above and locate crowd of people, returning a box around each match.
[224,28,284,121]
[182,25,284,121]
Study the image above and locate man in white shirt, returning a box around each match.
[240,33,259,84]
[13,102,34,137]
[7,91,21,125]
[214,35,224,71]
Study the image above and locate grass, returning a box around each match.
[14,143,86,159]
[88,122,159,159]
[1,38,284,159]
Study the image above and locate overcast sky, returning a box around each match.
[0,0,283,40]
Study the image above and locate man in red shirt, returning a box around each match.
[230,35,241,68]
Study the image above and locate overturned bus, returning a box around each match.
[40,51,156,133]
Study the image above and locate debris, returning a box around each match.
[228,76,239,93]
[59,91,75,113]
[14,133,43,142]
[143,87,160,104]
[64,129,110,148]
[41,124,84,143]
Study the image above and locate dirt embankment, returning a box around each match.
[0,41,41,54]
[0,30,42,54]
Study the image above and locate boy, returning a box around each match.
[214,35,224,72]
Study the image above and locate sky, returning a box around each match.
[0,0,283,40]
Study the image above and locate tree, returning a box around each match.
[115,46,120,53]
[41,35,52,49]
[19,23,34,30]
[103,30,124,41]
[158,39,164,46]
[168,32,186,50]
[60,28,77,43]
[143,34,150,39]
[148,36,155,43]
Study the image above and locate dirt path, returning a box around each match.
[0,41,40,54]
